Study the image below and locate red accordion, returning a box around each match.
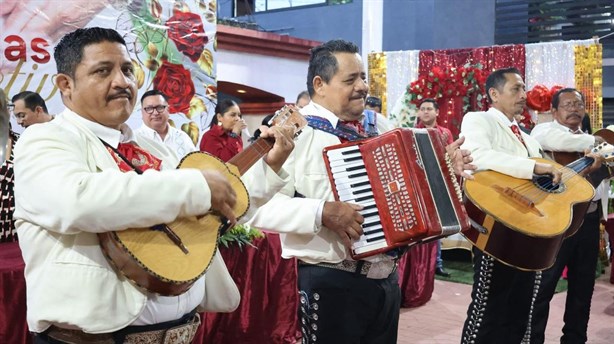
[323,128,470,259]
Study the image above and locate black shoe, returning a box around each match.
[435,267,451,277]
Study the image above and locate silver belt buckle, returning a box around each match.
[366,260,395,279]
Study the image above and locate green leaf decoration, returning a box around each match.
[130,3,183,66]
[217,224,265,252]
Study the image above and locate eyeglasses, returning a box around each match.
[559,102,585,110]
[143,105,168,114]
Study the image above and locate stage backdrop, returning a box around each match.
[371,39,602,136]
[0,0,217,143]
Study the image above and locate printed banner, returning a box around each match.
[0,0,217,144]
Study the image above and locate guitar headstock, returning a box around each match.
[268,105,307,139]
[592,142,614,165]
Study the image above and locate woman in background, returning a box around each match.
[1,89,19,242]
[200,99,246,162]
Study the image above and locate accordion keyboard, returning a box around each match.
[326,146,388,255]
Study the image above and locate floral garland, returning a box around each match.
[407,63,488,114]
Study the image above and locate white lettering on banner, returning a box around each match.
[0,1,216,143]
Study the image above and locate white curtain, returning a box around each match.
[386,50,420,127]
[525,39,594,90]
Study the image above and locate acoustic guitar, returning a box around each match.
[544,157,610,239]
[463,142,614,271]
[99,105,307,296]
[544,129,614,238]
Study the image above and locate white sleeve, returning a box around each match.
[13,125,212,234]
[531,123,594,152]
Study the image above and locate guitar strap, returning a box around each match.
[305,115,368,142]
[297,115,367,199]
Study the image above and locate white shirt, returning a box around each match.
[135,124,196,159]
[531,119,608,216]
[531,120,595,152]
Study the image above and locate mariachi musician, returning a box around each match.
[459,68,565,344]
[529,88,611,344]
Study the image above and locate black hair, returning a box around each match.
[306,39,359,97]
[141,89,169,104]
[365,96,382,109]
[551,88,585,110]
[418,98,438,110]
[11,91,49,113]
[54,27,127,78]
[485,67,522,103]
[209,99,239,128]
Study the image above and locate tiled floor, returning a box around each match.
[397,268,614,343]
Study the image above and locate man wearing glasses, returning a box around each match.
[135,90,196,158]
[11,91,54,129]
[529,88,608,343]
[364,96,382,113]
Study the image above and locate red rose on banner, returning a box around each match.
[153,60,195,114]
[166,12,208,62]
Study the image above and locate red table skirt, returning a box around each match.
[0,242,31,344]
[193,232,301,343]
[397,241,437,308]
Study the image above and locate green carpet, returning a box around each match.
[433,250,603,294]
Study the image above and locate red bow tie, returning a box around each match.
[107,142,162,173]
[339,120,365,135]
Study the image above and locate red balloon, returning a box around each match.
[526,84,550,112]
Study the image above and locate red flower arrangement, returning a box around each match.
[407,63,488,113]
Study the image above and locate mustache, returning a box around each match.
[108,90,132,101]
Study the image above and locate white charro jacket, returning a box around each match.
[246,102,393,264]
[460,107,543,178]
[14,109,288,333]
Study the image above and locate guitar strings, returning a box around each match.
[509,158,595,204]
